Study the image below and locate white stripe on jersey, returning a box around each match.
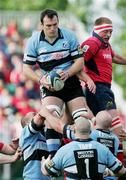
[23,140,47,161]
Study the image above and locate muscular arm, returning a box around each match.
[39,107,65,133]
[0,147,22,164]
[77,70,96,93]
[23,64,54,90]
[113,53,126,65]
[23,64,41,83]
[68,57,84,77]
[1,144,16,155]
[59,57,84,81]
[32,112,45,130]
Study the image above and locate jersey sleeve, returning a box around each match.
[106,148,123,174]
[19,121,43,148]
[23,32,39,65]
[63,124,75,140]
[45,145,67,177]
[81,39,100,62]
[67,30,83,60]
[90,130,98,141]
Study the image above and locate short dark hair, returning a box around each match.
[94,17,112,26]
[40,9,58,24]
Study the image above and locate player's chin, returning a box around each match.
[104,38,110,43]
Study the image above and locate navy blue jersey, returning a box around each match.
[23,28,83,74]
[19,122,50,180]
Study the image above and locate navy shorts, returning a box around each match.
[85,82,116,116]
[40,76,84,103]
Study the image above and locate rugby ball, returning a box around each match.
[47,70,64,91]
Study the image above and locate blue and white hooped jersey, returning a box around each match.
[90,129,120,156]
[45,139,122,180]
[63,124,75,140]
[19,122,50,180]
[63,125,119,157]
[23,28,83,74]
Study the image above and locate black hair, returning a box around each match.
[40,9,58,24]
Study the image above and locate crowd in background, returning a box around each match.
[0,19,42,142]
[0,16,126,146]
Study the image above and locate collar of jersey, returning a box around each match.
[96,128,111,134]
[40,28,63,44]
[92,31,105,43]
[93,31,110,48]
[75,138,92,142]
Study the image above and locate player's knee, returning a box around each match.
[71,108,94,130]
[46,105,61,117]
[71,108,88,120]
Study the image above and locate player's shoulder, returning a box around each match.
[26,30,41,48]
[60,27,76,38]
[110,131,120,141]
[28,30,41,41]
[81,36,101,54]
[92,139,109,150]
[82,36,101,47]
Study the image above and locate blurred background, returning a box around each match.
[0,0,126,179]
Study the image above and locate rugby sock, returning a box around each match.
[46,128,62,157]
[45,105,62,157]
[111,116,125,165]
[111,116,122,130]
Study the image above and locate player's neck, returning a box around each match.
[45,35,58,44]
[75,133,90,140]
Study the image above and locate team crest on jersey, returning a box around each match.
[82,45,89,52]
[62,41,68,48]
[46,160,55,169]
[77,45,83,55]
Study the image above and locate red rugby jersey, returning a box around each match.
[81,36,115,84]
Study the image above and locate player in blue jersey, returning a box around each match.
[23,8,95,156]
[19,111,51,180]
[90,111,120,180]
[41,118,126,180]
[39,107,125,179]
[91,111,120,156]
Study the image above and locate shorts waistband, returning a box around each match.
[95,82,111,88]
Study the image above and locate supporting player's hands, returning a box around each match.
[103,168,114,177]
[41,155,52,175]
[11,138,19,150]
[85,77,96,94]
[12,147,22,162]
[39,106,50,119]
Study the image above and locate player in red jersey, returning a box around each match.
[81,17,126,164]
